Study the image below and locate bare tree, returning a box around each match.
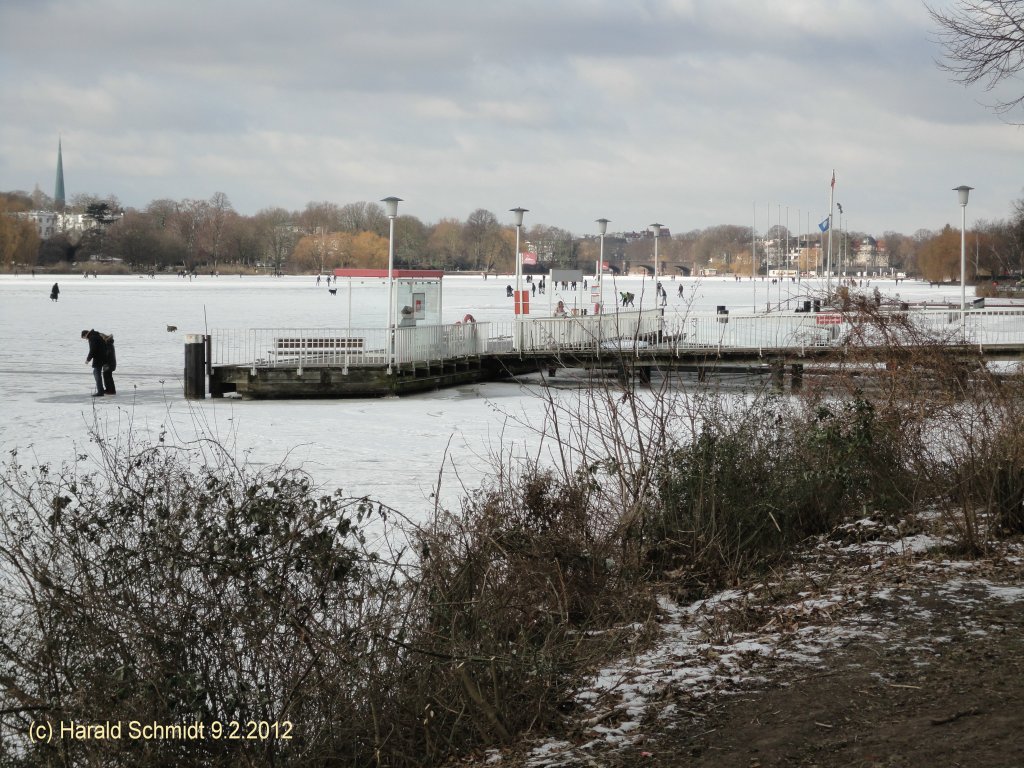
[299,200,343,234]
[929,0,1024,119]
[254,207,298,274]
[174,199,210,270]
[206,191,233,271]
[338,201,386,235]
[463,209,511,272]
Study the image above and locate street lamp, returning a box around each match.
[381,196,402,373]
[510,207,528,351]
[650,223,663,301]
[596,218,609,313]
[955,185,973,341]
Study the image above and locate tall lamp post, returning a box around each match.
[510,207,528,351]
[650,223,663,301]
[382,196,402,373]
[596,218,609,313]
[955,185,973,342]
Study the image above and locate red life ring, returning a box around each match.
[463,313,476,324]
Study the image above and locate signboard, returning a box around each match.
[550,269,584,284]
[816,313,842,325]
[522,250,538,266]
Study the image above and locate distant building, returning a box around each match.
[13,210,106,238]
[851,236,889,272]
[7,142,127,238]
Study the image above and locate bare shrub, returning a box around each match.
[926,371,1024,549]
[811,290,1024,552]
[393,462,654,759]
[0,433,392,767]
[645,390,916,588]
[0,425,656,767]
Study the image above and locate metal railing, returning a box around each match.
[209,307,1024,371]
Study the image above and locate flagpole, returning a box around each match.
[826,171,835,294]
[811,210,816,278]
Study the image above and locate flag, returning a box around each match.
[818,216,830,232]
[831,170,836,189]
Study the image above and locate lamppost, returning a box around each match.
[955,185,973,342]
[596,218,609,313]
[650,223,663,300]
[510,207,528,351]
[381,196,401,373]
[836,204,843,279]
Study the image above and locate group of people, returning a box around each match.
[82,329,116,397]
[506,277,554,298]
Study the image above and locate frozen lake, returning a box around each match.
[0,272,964,521]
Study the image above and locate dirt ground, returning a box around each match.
[647,577,1024,767]
[474,528,1024,768]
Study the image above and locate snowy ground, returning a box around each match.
[477,513,1024,766]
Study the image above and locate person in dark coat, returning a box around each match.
[102,333,117,394]
[81,329,115,396]
[50,283,59,301]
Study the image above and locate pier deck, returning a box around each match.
[202,307,1024,399]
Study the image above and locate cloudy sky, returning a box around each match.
[1,0,1019,237]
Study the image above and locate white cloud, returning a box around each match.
[0,0,1019,234]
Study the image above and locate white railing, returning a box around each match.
[664,311,847,352]
[521,309,662,352]
[211,328,390,370]
[209,307,1024,371]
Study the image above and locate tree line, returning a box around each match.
[3,187,1024,281]
[0,191,577,275]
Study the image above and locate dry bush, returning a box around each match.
[0,424,656,768]
[389,463,654,762]
[923,372,1024,550]
[0,432,401,767]
[644,390,917,589]
[808,290,1024,552]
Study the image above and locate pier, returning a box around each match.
[189,305,1024,399]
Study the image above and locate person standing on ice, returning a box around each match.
[81,329,116,396]
[50,283,59,301]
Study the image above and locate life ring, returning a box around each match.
[463,313,476,324]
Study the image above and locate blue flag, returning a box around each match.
[818,216,830,232]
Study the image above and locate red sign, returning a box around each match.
[816,313,842,325]
[522,250,538,266]
[515,290,530,315]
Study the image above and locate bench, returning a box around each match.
[274,337,364,352]
[270,337,365,362]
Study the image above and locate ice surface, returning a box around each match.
[0,273,964,522]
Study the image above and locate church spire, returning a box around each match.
[54,137,65,211]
